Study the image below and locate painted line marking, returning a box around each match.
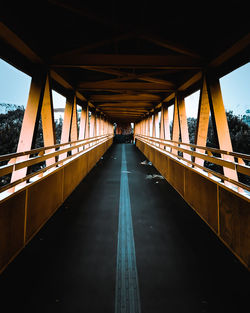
[115,144,141,313]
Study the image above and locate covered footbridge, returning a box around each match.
[0,2,249,312]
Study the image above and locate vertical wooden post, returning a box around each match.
[178,96,191,161]
[152,114,156,137]
[79,106,86,140]
[207,75,238,183]
[70,94,78,154]
[195,75,210,166]
[96,113,100,136]
[155,112,159,138]
[164,104,171,140]
[41,73,56,166]
[59,95,73,161]
[148,116,151,137]
[85,104,89,139]
[172,95,180,155]
[160,104,164,140]
[78,105,86,151]
[11,70,47,184]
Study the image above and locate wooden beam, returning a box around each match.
[90,94,162,102]
[140,34,202,59]
[79,67,175,87]
[52,54,204,69]
[163,71,202,103]
[48,0,121,29]
[0,22,42,63]
[77,81,173,91]
[41,74,56,166]
[210,32,250,67]
[52,33,133,59]
[195,75,210,166]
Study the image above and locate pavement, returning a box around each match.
[0,143,249,313]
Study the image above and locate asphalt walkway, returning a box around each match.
[0,143,249,313]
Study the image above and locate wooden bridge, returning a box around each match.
[0,2,249,312]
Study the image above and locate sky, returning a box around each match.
[0,58,249,119]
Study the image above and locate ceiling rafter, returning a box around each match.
[51,54,204,69]
[52,32,134,59]
[139,34,203,59]
[77,81,174,91]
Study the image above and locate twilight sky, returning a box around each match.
[0,58,249,118]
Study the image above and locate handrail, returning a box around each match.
[0,134,113,193]
[0,134,110,162]
[137,134,250,161]
[135,134,250,193]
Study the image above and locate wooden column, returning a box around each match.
[41,73,56,166]
[11,70,47,184]
[155,112,159,138]
[70,95,78,154]
[207,75,238,183]
[195,75,210,166]
[160,104,164,139]
[59,96,73,161]
[164,105,170,140]
[79,107,86,140]
[172,95,180,155]
[85,104,89,139]
[178,96,191,161]
[152,114,156,137]
[148,116,151,137]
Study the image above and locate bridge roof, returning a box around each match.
[1,1,250,122]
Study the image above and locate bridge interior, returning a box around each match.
[0,2,250,313]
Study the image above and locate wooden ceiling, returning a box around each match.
[0,1,250,122]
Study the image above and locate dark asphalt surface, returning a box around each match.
[0,143,249,313]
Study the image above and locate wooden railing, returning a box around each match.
[135,134,250,195]
[0,134,113,194]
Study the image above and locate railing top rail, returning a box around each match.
[135,134,250,193]
[137,134,250,160]
[0,134,112,162]
[0,134,114,193]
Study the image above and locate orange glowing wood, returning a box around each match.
[10,72,46,185]
[59,97,73,160]
[178,96,191,161]
[70,95,78,154]
[41,74,56,166]
[85,104,90,138]
[171,95,180,155]
[207,76,238,183]
[195,76,210,166]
